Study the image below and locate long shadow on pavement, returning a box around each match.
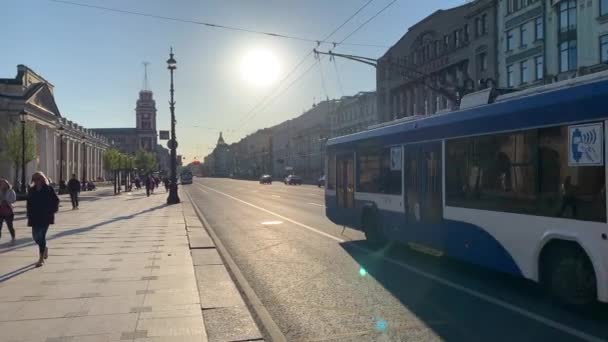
[0,203,167,256]
[340,240,608,341]
[0,263,38,283]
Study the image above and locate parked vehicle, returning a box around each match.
[259,174,272,184]
[317,175,325,188]
[284,175,302,185]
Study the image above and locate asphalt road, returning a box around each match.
[185,177,608,342]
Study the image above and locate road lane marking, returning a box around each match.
[307,203,325,207]
[195,182,605,342]
[197,183,343,243]
[261,221,283,225]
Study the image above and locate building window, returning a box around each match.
[520,24,528,47]
[520,60,529,84]
[434,40,439,57]
[478,52,488,72]
[534,17,543,40]
[507,64,514,87]
[475,17,482,37]
[454,30,460,48]
[506,29,515,51]
[464,24,470,41]
[559,40,577,72]
[601,35,608,63]
[482,14,488,34]
[602,0,608,16]
[559,0,577,33]
[535,55,544,80]
[444,35,449,49]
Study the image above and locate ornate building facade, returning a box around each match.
[93,87,170,173]
[93,89,158,154]
[0,65,109,187]
[376,0,498,122]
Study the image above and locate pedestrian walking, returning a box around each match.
[67,174,81,210]
[0,178,17,245]
[26,172,59,267]
[163,177,170,192]
[145,175,155,197]
[134,177,141,190]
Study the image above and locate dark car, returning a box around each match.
[317,175,325,188]
[259,174,272,184]
[284,175,302,185]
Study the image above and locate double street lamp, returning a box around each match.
[166,47,180,204]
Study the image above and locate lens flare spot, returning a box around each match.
[375,319,388,332]
[359,267,367,276]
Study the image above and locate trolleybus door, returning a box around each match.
[336,154,354,208]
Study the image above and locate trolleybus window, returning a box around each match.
[446,124,606,222]
[356,147,402,195]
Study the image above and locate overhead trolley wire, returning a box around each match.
[49,0,389,48]
[235,0,390,130]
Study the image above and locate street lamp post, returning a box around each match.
[19,111,27,194]
[81,135,87,191]
[58,126,65,191]
[166,47,180,204]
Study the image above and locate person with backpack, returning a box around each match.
[26,172,59,267]
[0,178,17,245]
[67,174,81,210]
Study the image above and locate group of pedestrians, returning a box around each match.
[0,171,171,267]
[0,172,59,267]
[136,174,170,197]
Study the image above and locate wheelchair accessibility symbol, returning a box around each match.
[569,123,604,166]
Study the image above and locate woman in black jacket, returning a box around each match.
[26,171,59,267]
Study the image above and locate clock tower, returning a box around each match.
[135,63,157,152]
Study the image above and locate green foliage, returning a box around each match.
[135,150,157,174]
[103,149,122,171]
[2,122,37,168]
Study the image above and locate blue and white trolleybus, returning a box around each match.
[325,72,608,308]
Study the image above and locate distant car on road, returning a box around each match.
[259,174,272,184]
[180,170,193,184]
[284,175,302,185]
[317,175,325,188]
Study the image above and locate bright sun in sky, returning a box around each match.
[240,49,280,86]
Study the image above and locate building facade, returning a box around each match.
[497,0,546,88]
[93,90,159,155]
[211,132,233,177]
[329,91,377,137]
[93,88,170,172]
[0,65,109,187]
[498,0,608,89]
[271,119,293,177]
[377,0,498,122]
[272,100,337,182]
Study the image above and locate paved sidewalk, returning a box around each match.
[0,188,206,341]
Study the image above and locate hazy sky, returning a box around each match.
[2,0,463,162]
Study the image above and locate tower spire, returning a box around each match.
[142,61,150,91]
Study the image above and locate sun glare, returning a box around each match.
[240,49,280,86]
